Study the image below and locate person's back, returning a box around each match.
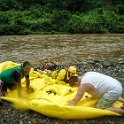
[52,66,77,84]
[0,65,22,83]
[52,68,68,84]
[81,72,122,100]
[36,62,78,84]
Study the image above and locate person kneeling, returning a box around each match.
[68,72,124,114]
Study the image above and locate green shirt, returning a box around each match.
[0,66,24,83]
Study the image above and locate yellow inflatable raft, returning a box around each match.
[0,62,123,119]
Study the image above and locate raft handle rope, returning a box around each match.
[29,97,53,103]
[46,90,56,95]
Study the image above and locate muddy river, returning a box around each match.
[0,34,124,65]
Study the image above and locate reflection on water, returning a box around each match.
[0,34,124,65]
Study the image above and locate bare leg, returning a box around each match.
[105,107,124,114]
[105,97,124,114]
[117,97,124,103]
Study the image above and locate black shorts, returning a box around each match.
[0,82,17,96]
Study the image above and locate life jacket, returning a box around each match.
[52,68,69,83]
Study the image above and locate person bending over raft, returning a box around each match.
[68,72,124,114]
[0,61,32,99]
[36,62,78,84]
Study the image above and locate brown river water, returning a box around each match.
[0,34,124,65]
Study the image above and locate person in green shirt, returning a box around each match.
[0,61,32,103]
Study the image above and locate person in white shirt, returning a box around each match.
[68,72,124,114]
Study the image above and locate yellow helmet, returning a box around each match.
[68,66,76,74]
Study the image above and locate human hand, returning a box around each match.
[27,88,34,94]
[68,100,76,106]
[68,103,74,106]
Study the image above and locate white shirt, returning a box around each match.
[81,72,122,100]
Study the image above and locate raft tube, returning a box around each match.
[0,61,123,119]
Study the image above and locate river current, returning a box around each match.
[0,34,123,65]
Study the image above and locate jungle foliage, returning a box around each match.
[0,0,124,35]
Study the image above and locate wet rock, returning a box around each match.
[103,61,111,67]
[19,120,24,124]
[118,59,124,64]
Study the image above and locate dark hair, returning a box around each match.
[23,61,32,67]
[69,76,78,87]
[43,62,56,70]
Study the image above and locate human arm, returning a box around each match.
[37,69,47,75]
[16,80,22,97]
[25,75,30,94]
[69,83,95,106]
[117,97,124,103]
[37,69,52,76]
[11,69,22,97]
[69,84,86,106]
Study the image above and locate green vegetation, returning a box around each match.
[0,0,124,35]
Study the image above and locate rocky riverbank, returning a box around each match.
[0,59,124,124]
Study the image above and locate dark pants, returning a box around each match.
[0,81,17,96]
